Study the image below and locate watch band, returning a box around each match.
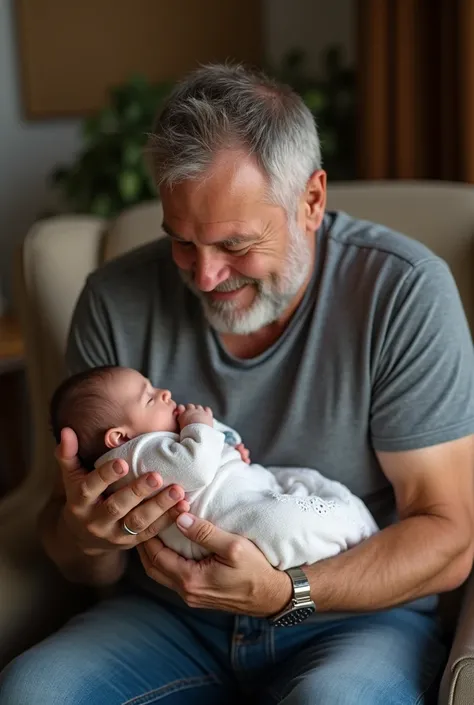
[288,566,312,603]
[269,566,316,627]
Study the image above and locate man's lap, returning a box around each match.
[0,594,235,705]
[267,608,446,705]
[0,592,446,705]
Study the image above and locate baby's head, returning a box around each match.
[50,366,178,469]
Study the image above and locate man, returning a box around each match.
[1,63,474,704]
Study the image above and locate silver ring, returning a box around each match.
[122,520,139,536]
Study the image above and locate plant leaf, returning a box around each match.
[118,170,141,202]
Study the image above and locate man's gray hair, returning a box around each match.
[147,63,321,212]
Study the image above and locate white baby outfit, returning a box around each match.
[97,421,378,570]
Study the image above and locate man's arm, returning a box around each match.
[303,435,474,611]
[142,433,474,617]
[39,461,127,587]
[39,494,127,587]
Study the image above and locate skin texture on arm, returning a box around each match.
[138,435,474,616]
[301,435,474,611]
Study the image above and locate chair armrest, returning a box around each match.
[439,572,474,704]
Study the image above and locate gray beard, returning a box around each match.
[178,223,312,335]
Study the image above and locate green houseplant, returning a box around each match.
[273,46,356,180]
[51,48,355,219]
[51,76,172,218]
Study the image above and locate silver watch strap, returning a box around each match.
[286,566,311,603]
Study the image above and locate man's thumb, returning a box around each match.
[55,427,86,486]
[176,513,236,558]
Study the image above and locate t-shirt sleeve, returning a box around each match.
[66,276,118,374]
[371,259,474,451]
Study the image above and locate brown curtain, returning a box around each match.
[357,0,474,181]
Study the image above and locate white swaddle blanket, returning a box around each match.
[97,420,378,570]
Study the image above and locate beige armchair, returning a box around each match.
[2,182,474,704]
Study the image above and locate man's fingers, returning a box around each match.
[137,540,175,590]
[176,514,242,563]
[75,458,130,507]
[139,537,192,588]
[121,485,186,538]
[141,497,190,539]
[94,472,163,526]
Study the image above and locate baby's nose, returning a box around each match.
[161,390,172,403]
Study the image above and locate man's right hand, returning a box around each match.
[56,427,189,557]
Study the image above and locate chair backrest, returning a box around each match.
[11,181,474,506]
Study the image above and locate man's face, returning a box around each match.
[160,151,326,334]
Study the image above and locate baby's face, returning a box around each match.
[115,369,179,436]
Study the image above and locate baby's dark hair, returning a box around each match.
[50,365,125,470]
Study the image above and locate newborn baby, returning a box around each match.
[50,365,378,570]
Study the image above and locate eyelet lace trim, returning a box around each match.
[269,491,338,515]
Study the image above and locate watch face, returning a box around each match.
[274,605,315,627]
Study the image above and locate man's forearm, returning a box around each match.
[39,498,127,586]
[305,514,473,612]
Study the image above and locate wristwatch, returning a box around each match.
[269,566,316,627]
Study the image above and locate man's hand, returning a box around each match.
[57,427,189,556]
[138,514,292,616]
[177,403,214,430]
[235,443,251,464]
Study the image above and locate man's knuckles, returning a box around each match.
[190,520,217,545]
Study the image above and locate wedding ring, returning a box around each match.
[122,519,139,536]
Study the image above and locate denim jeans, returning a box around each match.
[0,591,445,705]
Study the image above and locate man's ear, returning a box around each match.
[105,427,130,449]
[303,169,327,233]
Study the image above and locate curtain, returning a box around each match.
[357,0,474,181]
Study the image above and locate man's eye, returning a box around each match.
[224,246,250,255]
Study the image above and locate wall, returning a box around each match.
[0,0,355,306]
[264,0,355,74]
[0,0,80,306]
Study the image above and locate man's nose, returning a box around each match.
[193,249,230,292]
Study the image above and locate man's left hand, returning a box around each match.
[137,513,292,616]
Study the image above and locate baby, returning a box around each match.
[50,365,378,570]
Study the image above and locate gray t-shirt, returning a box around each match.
[67,210,474,616]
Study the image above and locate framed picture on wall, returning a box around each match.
[15,0,262,118]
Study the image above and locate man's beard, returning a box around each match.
[178,222,312,335]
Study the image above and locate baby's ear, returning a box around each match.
[105,427,129,449]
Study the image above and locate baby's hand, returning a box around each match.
[236,443,251,465]
[176,403,214,429]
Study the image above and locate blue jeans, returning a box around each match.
[0,591,445,705]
